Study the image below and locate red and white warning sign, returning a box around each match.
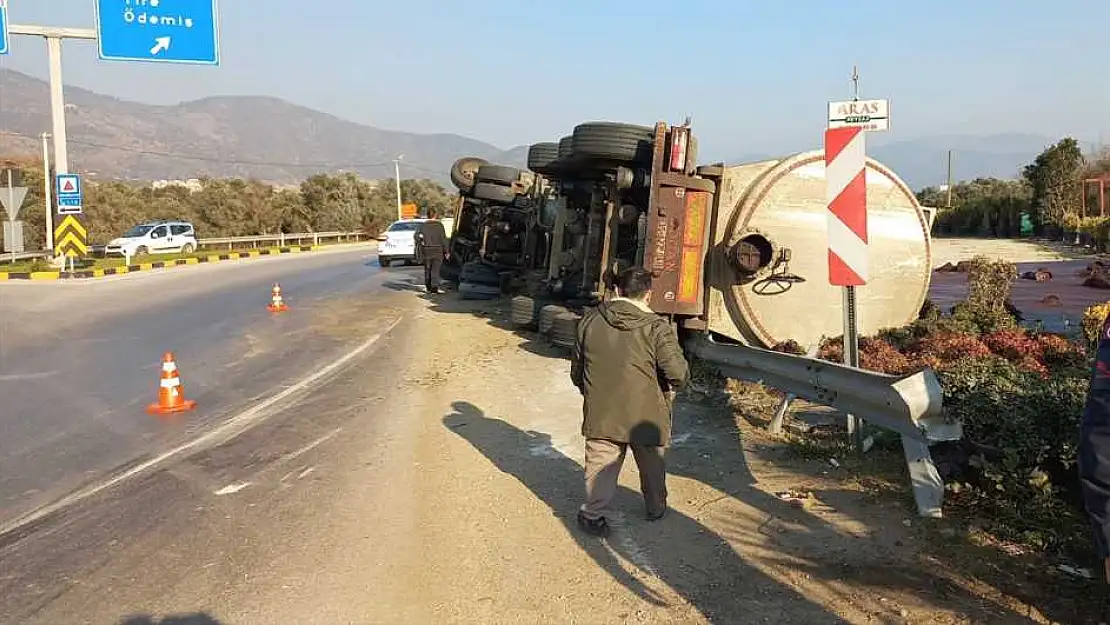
[825,126,868,286]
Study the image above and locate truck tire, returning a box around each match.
[475,164,520,185]
[458,281,501,300]
[510,295,539,328]
[471,182,516,204]
[557,136,574,159]
[450,157,488,192]
[538,304,568,334]
[460,261,502,287]
[550,311,581,348]
[440,260,462,283]
[571,122,654,165]
[527,143,559,174]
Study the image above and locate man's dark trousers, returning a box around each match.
[423,246,443,293]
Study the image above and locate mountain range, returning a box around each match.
[0,69,1081,191]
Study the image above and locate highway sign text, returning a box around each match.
[828,99,890,132]
[95,0,221,65]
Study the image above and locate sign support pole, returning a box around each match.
[42,132,53,251]
[844,66,863,452]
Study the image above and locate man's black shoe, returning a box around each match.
[577,511,610,538]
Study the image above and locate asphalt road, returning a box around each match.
[0,245,418,532]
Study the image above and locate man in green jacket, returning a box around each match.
[570,268,690,538]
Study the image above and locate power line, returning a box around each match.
[0,129,450,176]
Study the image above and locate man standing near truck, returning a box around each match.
[413,220,447,294]
[570,268,689,538]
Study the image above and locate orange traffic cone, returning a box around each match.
[146,352,197,414]
[267,283,288,313]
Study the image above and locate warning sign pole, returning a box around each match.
[826,66,889,452]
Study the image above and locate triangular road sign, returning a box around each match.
[0,187,28,220]
[61,179,76,192]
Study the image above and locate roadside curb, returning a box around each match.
[0,245,320,281]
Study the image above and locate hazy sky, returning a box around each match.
[1,0,1107,160]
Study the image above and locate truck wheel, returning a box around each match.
[527,143,559,174]
[460,261,502,287]
[450,157,488,192]
[378,257,391,268]
[471,182,516,204]
[571,122,654,165]
[440,260,462,283]
[557,136,574,159]
[475,165,520,185]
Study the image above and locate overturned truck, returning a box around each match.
[451,121,953,516]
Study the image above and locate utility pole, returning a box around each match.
[393,154,404,220]
[42,132,53,251]
[945,150,953,208]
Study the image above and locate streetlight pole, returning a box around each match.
[42,132,53,251]
[393,154,403,220]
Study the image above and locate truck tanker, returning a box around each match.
[448,120,952,517]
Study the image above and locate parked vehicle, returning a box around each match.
[105,220,198,257]
[377,218,432,267]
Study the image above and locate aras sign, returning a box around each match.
[828,99,889,132]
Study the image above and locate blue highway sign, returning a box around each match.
[56,174,83,214]
[0,0,10,56]
[95,0,220,65]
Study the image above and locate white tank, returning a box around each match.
[703,150,932,349]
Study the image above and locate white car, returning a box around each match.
[377,218,430,267]
[105,220,199,257]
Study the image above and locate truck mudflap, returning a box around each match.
[685,334,959,518]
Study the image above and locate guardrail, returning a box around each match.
[1,231,369,263]
[684,334,956,519]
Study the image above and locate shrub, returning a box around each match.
[911,332,992,365]
[1035,333,1088,371]
[982,329,1043,362]
[937,357,1090,553]
[1082,301,1110,347]
[771,340,805,355]
[858,337,914,374]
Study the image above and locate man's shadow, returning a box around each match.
[443,401,844,624]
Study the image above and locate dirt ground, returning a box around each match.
[366,268,1105,625]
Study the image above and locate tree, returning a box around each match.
[918,178,1032,237]
[1022,137,1084,232]
[0,160,456,250]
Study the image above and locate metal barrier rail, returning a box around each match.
[684,334,959,518]
[1,231,369,263]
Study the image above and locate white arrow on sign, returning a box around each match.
[150,37,171,56]
[0,187,28,221]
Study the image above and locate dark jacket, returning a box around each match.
[414,221,447,249]
[413,221,446,264]
[1081,313,1110,560]
[570,298,689,446]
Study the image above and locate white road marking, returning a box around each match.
[0,371,59,382]
[282,428,342,464]
[214,482,252,496]
[0,317,401,539]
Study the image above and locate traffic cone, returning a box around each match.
[267,283,288,313]
[146,352,197,415]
